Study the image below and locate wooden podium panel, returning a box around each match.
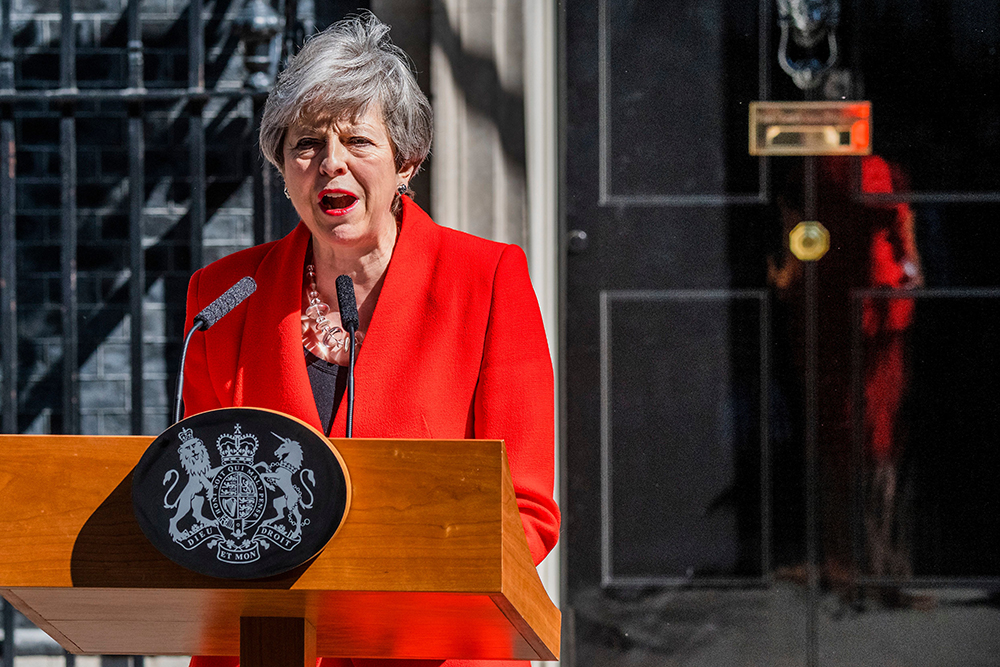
[0,435,559,660]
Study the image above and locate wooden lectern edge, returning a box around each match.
[490,442,561,661]
[1,588,83,654]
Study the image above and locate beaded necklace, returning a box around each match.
[301,263,362,363]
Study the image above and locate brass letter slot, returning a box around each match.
[749,101,871,156]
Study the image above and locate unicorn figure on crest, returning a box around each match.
[257,433,316,539]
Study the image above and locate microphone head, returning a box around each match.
[335,274,360,332]
[194,276,257,330]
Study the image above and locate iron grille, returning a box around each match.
[0,0,362,662]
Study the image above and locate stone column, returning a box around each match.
[373,0,532,248]
[374,3,561,647]
[428,0,528,248]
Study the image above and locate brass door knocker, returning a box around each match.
[777,0,841,90]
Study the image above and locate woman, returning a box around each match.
[183,12,559,667]
[768,155,922,602]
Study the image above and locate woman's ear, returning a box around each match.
[397,159,419,182]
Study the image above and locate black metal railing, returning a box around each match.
[0,0,309,661]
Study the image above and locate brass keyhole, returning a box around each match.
[789,221,830,261]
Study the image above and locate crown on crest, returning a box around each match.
[178,426,197,444]
[216,424,259,465]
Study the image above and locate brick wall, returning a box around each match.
[10,0,259,435]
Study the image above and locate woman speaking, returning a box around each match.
[182,12,559,667]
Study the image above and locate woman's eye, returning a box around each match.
[348,136,373,146]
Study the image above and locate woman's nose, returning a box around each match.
[319,140,347,177]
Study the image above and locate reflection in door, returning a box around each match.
[563,1,1000,665]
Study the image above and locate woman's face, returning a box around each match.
[282,105,413,254]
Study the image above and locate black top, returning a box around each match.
[304,349,348,434]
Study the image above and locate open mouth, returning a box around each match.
[318,190,358,214]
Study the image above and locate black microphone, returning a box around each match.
[193,276,257,330]
[335,275,359,437]
[173,276,257,424]
[335,275,359,333]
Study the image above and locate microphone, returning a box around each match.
[335,275,359,333]
[193,276,257,330]
[173,276,257,424]
[335,275,359,437]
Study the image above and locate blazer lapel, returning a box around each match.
[329,198,441,438]
[235,223,323,432]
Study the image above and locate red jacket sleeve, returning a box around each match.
[182,268,223,417]
[473,245,560,565]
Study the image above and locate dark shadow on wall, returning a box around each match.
[429,0,526,175]
[8,1,258,431]
[15,178,246,430]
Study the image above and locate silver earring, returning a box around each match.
[397,183,407,196]
[283,186,290,200]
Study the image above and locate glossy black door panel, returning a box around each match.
[563,1,1000,665]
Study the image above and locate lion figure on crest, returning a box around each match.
[258,433,315,539]
[163,433,220,540]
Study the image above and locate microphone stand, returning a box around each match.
[335,273,360,439]
[172,324,202,424]
[169,276,256,425]
[346,326,357,438]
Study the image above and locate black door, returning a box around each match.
[563,1,1000,665]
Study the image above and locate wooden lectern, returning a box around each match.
[0,434,560,665]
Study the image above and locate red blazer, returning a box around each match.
[183,197,559,667]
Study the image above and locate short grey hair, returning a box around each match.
[259,12,433,174]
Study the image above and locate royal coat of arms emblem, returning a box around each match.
[163,424,316,563]
[133,408,349,579]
